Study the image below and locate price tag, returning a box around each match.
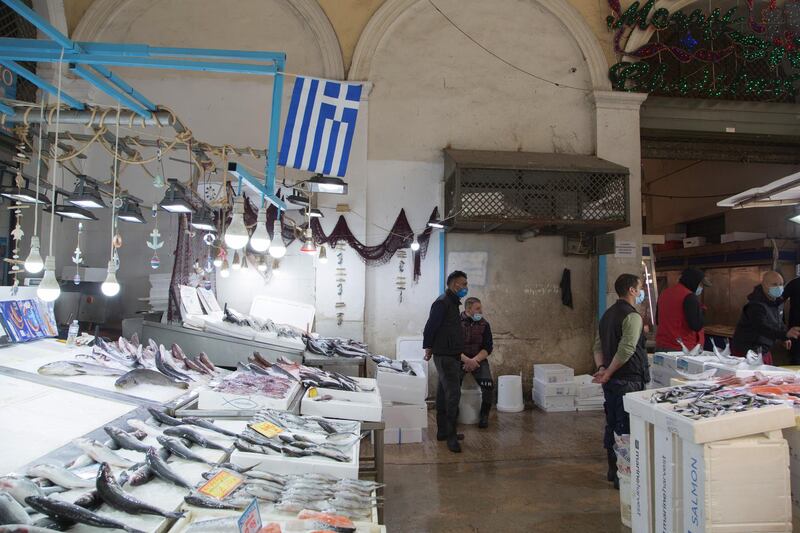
[308,387,318,398]
[249,421,284,438]
[238,498,261,533]
[198,470,244,500]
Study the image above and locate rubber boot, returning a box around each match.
[447,436,462,453]
[478,403,490,429]
[606,448,617,483]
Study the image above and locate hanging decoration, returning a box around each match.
[396,249,408,303]
[6,202,25,292]
[606,0,800,100]
[72,222,84,285]
[147,228,164,270]
[335,242,346,326]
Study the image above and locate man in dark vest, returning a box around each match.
[655,268,706,352]
[461,297,494,429]
[592,273,650,489]
[423,270,468,453]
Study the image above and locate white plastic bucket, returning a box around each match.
[458,388,482,425]
[496,374,524,413]
[619,471,631,528]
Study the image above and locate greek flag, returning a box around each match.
[279,77,362,178]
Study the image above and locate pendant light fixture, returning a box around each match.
[190,207,216,232]
[306,174,348,194]
[232,250,242,270]
[67,175,106,209]
[159,179,195,214]
[300,226,317,255]
[117,197,146,223]
[318,245,328,264]
[268,219,287,258]
[37,256,60,302]
[100,259,120,296]
[224,196,249,250]
[45,204,98,220]
[24,102,46,274]
[410,235,420,251]
[213,248,224,268]
[219,259,230,278]
[257,255,268,272]
[249,203,270,252]
[101,104,123,298]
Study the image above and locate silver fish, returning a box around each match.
[103,426,151,453]
[0,476,44,507]
[0,491,30,526]
[241,484,281,502]
[156,436,209,463]
[146,407,184,427]
[95,463,183,519]
[25,495,146,533]
[183,417,238,437]
[0,525,62,532]
[144,448,191,489]
[115,368,189,389]
[185,517,240,532]
[183,492,246,510]
[126,418,164,438]
[73,438,134,468]
[37,360,126,377]
[163,426,228,450]
[26,464,94,490]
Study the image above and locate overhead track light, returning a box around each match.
[190,207,216,231]
[159,178,195,214]
[0,186,49,204]
[117,197,146,223]
[306,174,348,195]
[308,208,323,218]
[45,204,98,221]
[68,175,106,209]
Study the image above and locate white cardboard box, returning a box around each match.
[720,232,767,243]
[574,375,602,399]
[376,360,428,405]
[532,378,577,397]
[683,236,706,248]
[300,380,383,422]
[533,364,574,384]
[653,425,682,533]
[532,388,574,411]
[383,401,427,428]
[384,427,426,444]
[630,414,655,533]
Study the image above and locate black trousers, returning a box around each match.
[602,380,645,450]
[434,355,463,438]
[461,360,493,416]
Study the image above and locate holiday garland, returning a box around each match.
[607,0,800,99]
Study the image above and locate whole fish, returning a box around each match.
[185,517,240,532]
[115,369,189,389]
[267,364,298,382]
[94,337,135,367]
[154,346,189,383]
[163,426,228,450]
[197,352,216,374]
[183,417,238,437]
[73,490,103,511]
[215,463,256,474]
[241,484,281,502]
[144,448,191,489]
[95,463,183,519]
[126,419,164,438]
[73,439,135,468]
[26,464,94,490]
[309,446,350,463]
[156,436,209,463]
[252,352,273,368]
[25,496,145,533]
[234,439,282,455]
[37,360,126,377]
[183,492,246,510]
[103,426,151,453]
[158,345,193,382]
[189,356,212,375]
[0,491,30,526]
[0,525,62,532]
[126,464,154,487]
[146,407,183,427]
[0,476,44,507]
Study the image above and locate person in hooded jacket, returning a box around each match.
[655,268,706,352]
[732,270,800,365]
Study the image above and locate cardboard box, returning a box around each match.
[383,401,427,429]
[532,378,576,397]
[533,364,574,384]
[720,232,767,243]
[682,236,706,248]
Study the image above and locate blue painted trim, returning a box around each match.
[439,231,446,292]
[598,254,607,321]
[0,60,84,109]
[1,0,74,50]
[266,64,284,191]
[90,65,156,111]
[0,100,15,115]
[70,64,151,118]
[228,162,286,211]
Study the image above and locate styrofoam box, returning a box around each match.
[653,425,682,533]
[533,377,576,397]
[383,401,427,429]
[652,352,682,370]
[385,427,426,444]
[574,375,602,399]
[683,236,706,248]
[720,232,767,243]
[532,388,574,412]
[630,414,655,533]
[784,426,800,465]
[197,381,302,412]
[300,380,382,422]
[376,360,428,405]
[533,363,574,384]
[683,433,791,533]
[791,473,800,510]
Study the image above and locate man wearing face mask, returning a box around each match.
[655,268,707,352]
[461,297,494,429]
[592,274,649,489]
[423,270,469,453]
[732,271,800,365]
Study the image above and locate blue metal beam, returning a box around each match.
[87,65,156,111]
[228,163,286,211]
[0,60,84,109]
[0,100,15,116]
[1,0,74,50]
[70,64,151,119]
[266,61,285,197]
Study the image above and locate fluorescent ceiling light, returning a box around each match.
[190,208,216,231]
[306,175,348,195]
[117,198,146,223]
[159,179,195,214]
[46,204,98,220]
[1,186,48,204]
[68,176,106,209]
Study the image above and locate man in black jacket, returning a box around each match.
[423,270,468,453]
[732,271,800,365]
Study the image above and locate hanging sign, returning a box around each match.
[614,240,637,258]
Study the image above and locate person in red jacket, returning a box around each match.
[655,268,706,352]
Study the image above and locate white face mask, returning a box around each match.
[635,289,645,305]
[696,286,703,296]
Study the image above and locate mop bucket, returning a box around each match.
[496,374,524,412]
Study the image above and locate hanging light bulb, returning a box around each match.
[272,259,281,277]
[219,259,230,278]
[101,260,120,297]
[268,219,287,258]
[37,255,60,302]
[410,235,420,252]
[300,227,317,255]
[249,206,271,252]
[257,255,268,272]
[24,236,44,273]
[213,248,224,268]
[241,252,249,270]
[318,245,328,264]
[232,251,242,271]
[224,196,249,250]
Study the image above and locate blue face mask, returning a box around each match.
[696,286,703,296]
[768,285,784,299]
[456,287,468,298]
[471,314,482,322]
[635,289,645,305]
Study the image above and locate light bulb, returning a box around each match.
[318,245,328,264]
[268,220,287,258]
[37,256,60,302]
[224,196,249,250]
[219,259,230,278]
[249,206,271,252]
[257,256,268,272]
[272,259,281,277]
[24,236,44,273]
[101,260,120,297]
[410,235,420,252]
[213,257,223,268]
[232,251,242,271]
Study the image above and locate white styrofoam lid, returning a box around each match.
[249,295,315,332]
[396,336,425,361]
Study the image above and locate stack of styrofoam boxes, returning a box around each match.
[148,273,171,313]
[624,386,795,533]
[574,375,603,411]
[781,423,800,520]
[532,364,575,412]
[377,337,428,444]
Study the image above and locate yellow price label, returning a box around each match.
[249,421,284,438]
[197,470,244,500]
[308,387,318,398]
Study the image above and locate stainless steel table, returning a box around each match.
[303,352,366,377]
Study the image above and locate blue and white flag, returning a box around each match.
[279,77,362,178]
